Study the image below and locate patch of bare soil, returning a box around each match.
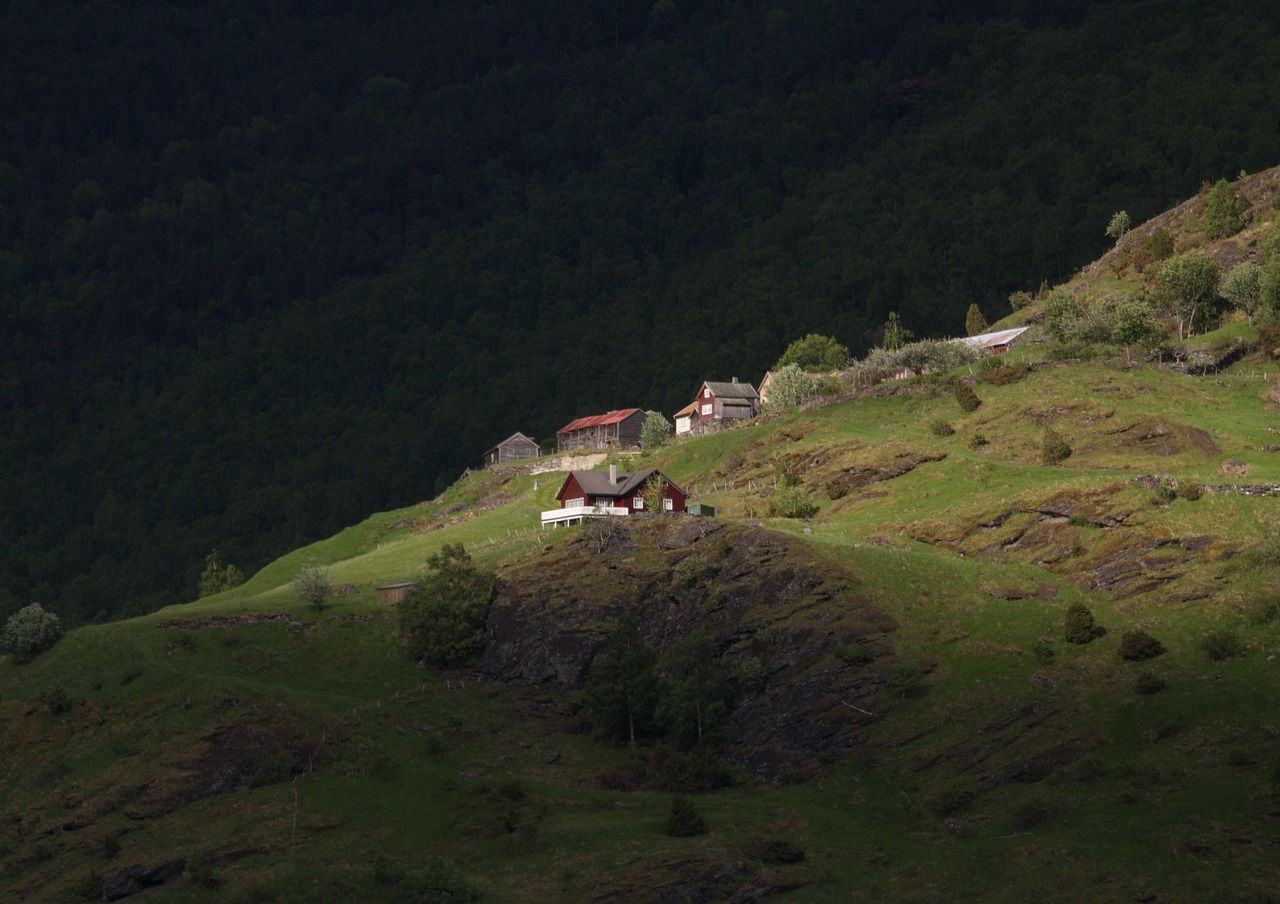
[1104,419,1220,456]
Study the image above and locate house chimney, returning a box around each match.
[609,464,617,484]
[732,376,738,383]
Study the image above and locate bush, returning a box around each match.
[398,544,494,668]
[929,418,955,437]
[767,485,818,519]
[1118,630,1165,661]
[1151,479,1176,505]
[1134,227,1174,271]
[1200,630,1245,662]
[39,684,73,715]
[1032,641,1055,666]
[776,333,850,371]
[825,475,853,500]
[926,788,973,817]
[744,837,806,864]
[1063,603,1097,645]
[1203,178,1244,240]
[292,558,332,612]
[1133,671,1167,695]
[672,556,713,587]
[762,364,818,410]
[1041,428,1071,464]
[1176,482,1202,502]
[952,381,981,412]
[1,603,64,661]
[640,410,672,450]
[665,795,708,837]
[981,362,1030,385]
[968,433,989,449]
[1010,798,1052,830]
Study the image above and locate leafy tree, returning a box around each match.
[399,543,494,668]
[292,557,332,613]
[1157,253,1221,340]
[640,411,673,450]
[1109,297,1166,364]
[657,631,729,748]
[1105,210,1131,240]
[767,485,819,518]
[1063,603,1097,644]
[761,364,816,411]
[953,380,981,412]
[964,304,989,337]
[1,603,64,661]
[1220,262,1262,326]
[585,620,661,747]
[1203,179,1243,240]
[1262,260,1280,321]
[198,550,245,598]
[1042,289,1092,344]
[882,312,913,351]
[665,796,708,836]
[776,333,850,372]
[639,474,669,513]
[1041,427,1071,464]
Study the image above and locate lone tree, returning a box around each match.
[198,549,245,598]
[584,619,660,747]
[882,312,913,351]
[762,364,816,411]
[1,603,64,662]
[1203,178,1244,240]
[964,304,989,337]
[1109,298,1166,364]
[1105,210,1131,241]
[1220,261,1262,326]
[1157,253,1221,340]
[292,557,332,612]
[656,630,730,748]
[398,543,494,668]
[776,333,850,372]
[640,410,672,450]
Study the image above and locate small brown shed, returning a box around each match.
[483,432,541,468]
[375,582,417,605]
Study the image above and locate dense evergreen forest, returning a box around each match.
[3,0,1279,623]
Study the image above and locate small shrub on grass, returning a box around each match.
[1041,428,1071,464]
[1133,671,1167,695]
[836,643,873,667]
[825,475,853,500]
[953,381,981,412]
[665,796,708,837]
[1010,798,1052,830]
[371,854,407,887]
[1063,603,1098,645]
[744,837,806,864]
[1200,630,1245,662]
[968,432,988,449]
[1248,596,1280,626]
[39,684,73,715]
[1151,479,1176,505]
[1176,482,1202,502]
[767,485,818,519]
[1031,641,1055,666]
[929,418,955,437]
[1119,630,1166,661]
[926,788,973,817]
[981,362,1030,385]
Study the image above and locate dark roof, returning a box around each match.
[702,380,758,400]
[557,408,643,435]
[485,432,538,454]
[559,468,685,499]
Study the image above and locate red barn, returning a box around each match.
[556,408,645,452]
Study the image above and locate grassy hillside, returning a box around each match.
[5,325,1280,901]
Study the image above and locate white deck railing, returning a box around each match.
[540,504,629,527]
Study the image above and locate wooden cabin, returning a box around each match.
[555,408,645,452]
[483,432,540,468]
[541,465,687,526]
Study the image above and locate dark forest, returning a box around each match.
[3,0,1279,622]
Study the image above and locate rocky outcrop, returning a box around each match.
[479,517,896,779]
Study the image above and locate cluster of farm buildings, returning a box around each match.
[480,328,1028,529]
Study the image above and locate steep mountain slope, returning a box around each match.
[5,326,1280,901]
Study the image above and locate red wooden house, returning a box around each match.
[542,465,687,526]
[675,379,759,435]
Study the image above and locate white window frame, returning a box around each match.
[704,388,711,398]
[663,497,674,511]
[701,403,712,416]
[633,496,644,510]
[565,497,584,507]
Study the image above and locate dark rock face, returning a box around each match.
[102,858,186,901]
[479,518,896,779]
